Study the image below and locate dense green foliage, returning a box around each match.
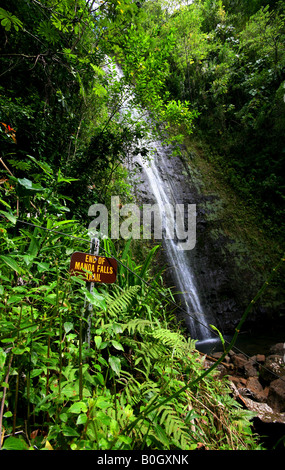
[0,0,283,451]
[159,0,285,236]
[0,197,263,450]
[2,0,283,231]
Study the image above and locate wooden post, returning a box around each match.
[84,237,100,348]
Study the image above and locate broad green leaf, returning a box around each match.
[36,261,50,272]
[94,335,102,349]
[63,322,73,334]
[0,199,11,209]
[0,255,22,273]
[0,348,6,368]
[108,356,121,376]
[94,372,104,386]
[7,295,23,304]
[118,435,132,445]
[1,436,28,450]
[59,413,68,423]
[30,369,44,378]
[76,413,87,425]
[22,255,34,266]
[61,382,91,398]
[111,340,124,351]
[68,402,88,414]
[0,210,16,223]
[95,396,112,409]
[61,425,80,437]
[1,337,17,343]
[45,294,57,305]
[12,345,30,355]
[61,383,78,398]
[27,235,39,258]
[17,177,44,192]
[112,323,123,334]
[84,289,106,310]
[95,411,112,425]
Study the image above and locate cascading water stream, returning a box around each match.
[136,141,210,340]
[107,59,211,340]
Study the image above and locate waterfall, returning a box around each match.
[136,140,210,340]
[107,59,211,340]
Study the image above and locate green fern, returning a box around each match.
[113,374,192,449]
[158,403,192,448]
[121,318,152,335]
[148,328,196,358]
[118,371,161,405]
[115,379,194,449]
[95,292,200,449]
[105,285,140,316]
[120,319,196,357]
[0,7,23,31]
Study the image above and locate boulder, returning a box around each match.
[259,355,285,384]
[267,378,285,413]
[269,343,285,357]
[205,343,285,447]
[246,377,268,403]
[242,397,285,425]
[230,353,258,377]
[256,354,266,364]
[205,341,285,448]
[230,381,285,424]
[243,360,258,378]
[231,353,248,372]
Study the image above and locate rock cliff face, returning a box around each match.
[179,149,284,337]
[136,142,284,339]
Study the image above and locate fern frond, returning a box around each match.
[121,318,153,335]
[157,402,193,449]
[105,285,140,316]
[118,371,161,405]
[148,328,186,355]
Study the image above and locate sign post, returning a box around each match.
[69,239,117,347]
[69,251,117,284]
[85,238,99,347]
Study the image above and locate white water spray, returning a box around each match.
[107,59,210,339]
[137,139,210,339]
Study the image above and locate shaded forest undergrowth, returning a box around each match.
[0,160,283,450]
[1,0,285,451]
